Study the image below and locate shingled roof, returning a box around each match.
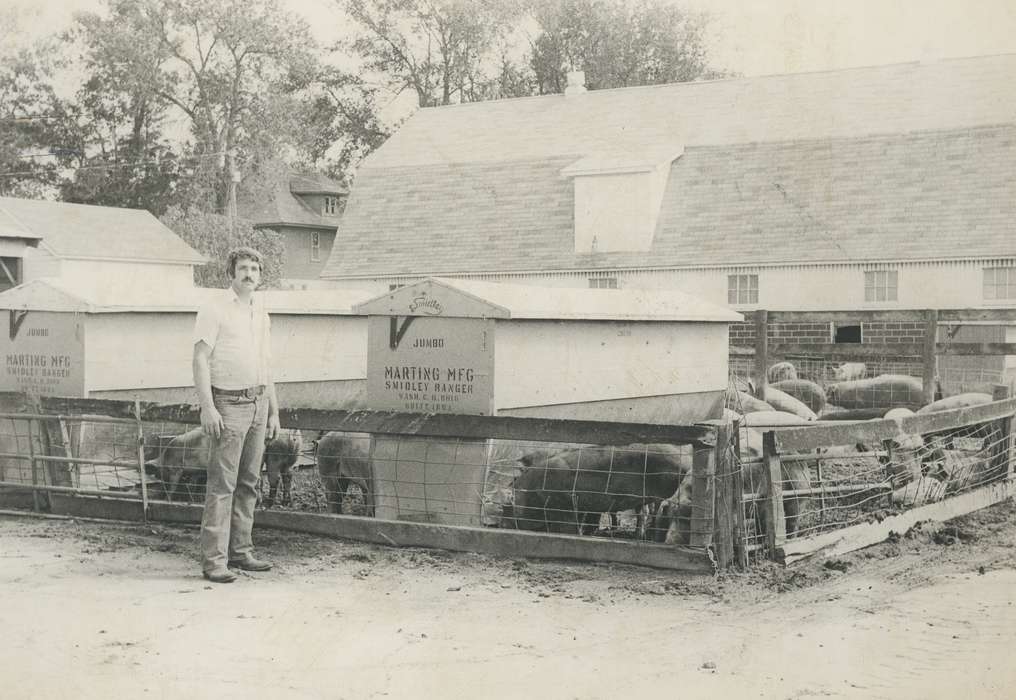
[322,54,1016,279]
[248,173,344,230]
[0,197,204,264]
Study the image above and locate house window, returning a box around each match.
[0,257,20,292]
[323,196,338,216]
[833,323,862,343]
[864,270,898,302]
[310,232,321,262]
[589,277,618,289]
[984,267,1016,300]
[727,274,758,305]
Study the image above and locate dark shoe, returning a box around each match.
[202,569,237,584]
[228,555,272,572]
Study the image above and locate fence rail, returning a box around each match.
[0,392,736,573]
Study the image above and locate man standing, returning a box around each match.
[193,247,280,583]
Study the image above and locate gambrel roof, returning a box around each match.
[322,54,1016,279]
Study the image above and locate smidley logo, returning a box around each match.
[409,294,443,316]
[9,310,28,341]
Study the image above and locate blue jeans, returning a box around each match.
[200,394,268,573]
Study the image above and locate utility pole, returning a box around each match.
[226,149,240,223]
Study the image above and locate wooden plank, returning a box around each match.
[938,308,1016,323]
[711,422,734,568]
[762,431,786,558]
[769,343,924,359]
[0,394,720,448]
[53,498,716,573]
[935,342,1016,356]
[763,309,1016,324]
[735,341,1016,358]
[752,310,769,399]
[923,309,939,406]
[780,478,1016,565]
[688,433,717,548]
[776,397,1016,452]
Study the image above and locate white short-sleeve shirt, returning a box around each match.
[193,289,271,389]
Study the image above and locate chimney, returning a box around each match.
[565,70,587,96]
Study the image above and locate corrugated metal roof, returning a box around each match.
[0,197,205,263]
[355,277,743,322]
[0,278,372,314]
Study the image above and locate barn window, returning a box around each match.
[864,270,898,302]
[727,274,757,305]
[833,323,862,343]
[310,232,321,262]
[323,196,338,216]
[589,277,618,289]
[984,267,1016,300]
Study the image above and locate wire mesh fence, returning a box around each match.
[731,405,1014,561]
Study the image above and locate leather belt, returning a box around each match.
[212,385,264,399]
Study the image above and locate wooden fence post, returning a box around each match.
[753,310,769,400]
[991,384,1013,480]
[762,430,786,559]
[731,420,748,569]
[689,427,718,549]
[923,309,939,405]
[710,422,735,568]
[134,400,149,523]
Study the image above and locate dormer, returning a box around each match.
[561,143,682,254]
[289,172,348,219]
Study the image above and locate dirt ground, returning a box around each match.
[2,501,1015,700]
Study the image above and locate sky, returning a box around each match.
[5,0,1016,78]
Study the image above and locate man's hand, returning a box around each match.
[201,405,225,439]
[267,413,280,441]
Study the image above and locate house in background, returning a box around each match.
[321,54,1016,387]
[0,196,205,294]
[0,201,44,292]
[248,172,347,287]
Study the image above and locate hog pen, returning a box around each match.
[0,393,743,573]
[0,389,1013,571]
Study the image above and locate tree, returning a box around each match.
[342,0,525,107]
[160,206,284,288]
[69,0,321,214]
[54,0,180,213]
[0,41,64,198]
[529,0,724,94]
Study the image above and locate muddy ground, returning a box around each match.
[2,500,1015,700]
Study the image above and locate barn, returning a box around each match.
[320,54,1016,388]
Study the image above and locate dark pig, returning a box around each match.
[261,430,303,507]
[510,444,690,535]
[316,432,375,516]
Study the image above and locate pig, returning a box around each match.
[826,374,924,411]
[261,430,303,508]
[725,390,773,415]
[832,362,867,382]
[315,432,375,516]
[155,428,211,502]
[772,379,827,415]
[762,387,817,421]
[154,428,305,505]
[767,361,798,384]
[737,427,811,539]
[916,393,993,414]
[509,444,690,535]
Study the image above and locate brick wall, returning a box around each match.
[729,316,931,347]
